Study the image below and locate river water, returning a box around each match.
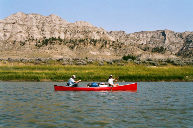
[0,82,193,128]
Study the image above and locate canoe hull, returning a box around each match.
[54,83,137,91]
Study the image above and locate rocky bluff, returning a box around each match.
[0,12,192,65]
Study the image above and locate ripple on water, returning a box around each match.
[0,82,193,128]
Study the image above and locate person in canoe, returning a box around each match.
[66,75,81,87]
[108,75,119,87]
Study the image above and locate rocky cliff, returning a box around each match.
[0,12,192,64]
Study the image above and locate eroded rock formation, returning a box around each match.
[0,12,192,64]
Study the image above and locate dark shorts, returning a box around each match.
[71,83,78,87]
[67,83,78,87]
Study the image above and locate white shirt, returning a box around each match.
[108,78,114,85]
[68,78,75,86]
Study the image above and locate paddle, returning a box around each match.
[114,77,119,87]
[111,77,119,91]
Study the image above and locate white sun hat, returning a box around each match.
[72,75,76,78]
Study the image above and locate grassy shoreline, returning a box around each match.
[0,63,192,82]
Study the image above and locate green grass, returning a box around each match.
[0,63,192,81]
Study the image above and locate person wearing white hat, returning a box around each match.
[67,75,81,87]
[108,75,118,87]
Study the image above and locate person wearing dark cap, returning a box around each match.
[67,75,81,87]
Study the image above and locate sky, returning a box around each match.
[0,0,193,33]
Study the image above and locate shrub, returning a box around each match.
[122,54,136,61]
[152,46,166,53]
[20,41,25,46]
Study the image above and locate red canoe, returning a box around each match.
[54,83,137,91]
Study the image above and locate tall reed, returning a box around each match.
[0,63,192,81]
